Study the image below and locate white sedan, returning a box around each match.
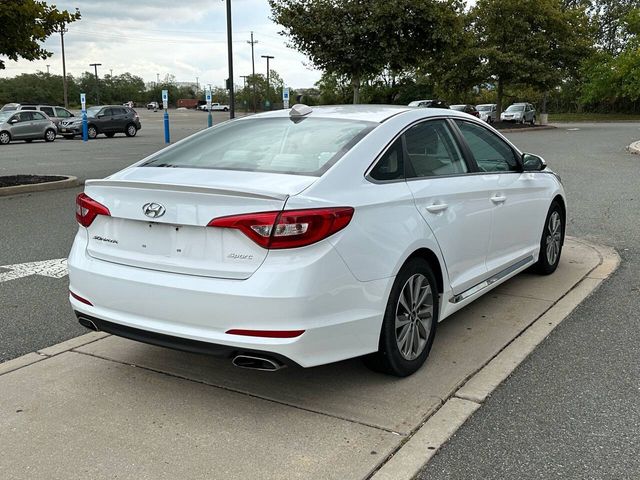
[68,104,566,376]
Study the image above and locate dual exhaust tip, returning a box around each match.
[78,317,285,372]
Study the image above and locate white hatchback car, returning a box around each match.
[68,104,565,376]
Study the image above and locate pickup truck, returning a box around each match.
[197,102,229,112]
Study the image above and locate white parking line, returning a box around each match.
[0,258,67,283]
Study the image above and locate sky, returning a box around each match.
[0,0,323,89]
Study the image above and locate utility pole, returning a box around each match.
[247,31,258,113]
[110,68,113,77]
[46,65,50,75]
[261,55,274,108]
[226,0,235,119]
[196,76,199,94]
[60,23,68,107]
[90,63,102,105]
[156,73,160,86]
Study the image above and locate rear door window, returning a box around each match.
[31,112,46,120]
[369,138,404,181]
[404,120,468,177]
[55,107,72,118]
[40,106,55,117]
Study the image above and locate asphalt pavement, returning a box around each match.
[0,115,639,477]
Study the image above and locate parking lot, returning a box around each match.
[1,115,639,478]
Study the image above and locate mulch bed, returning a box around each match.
[0,175,68,188]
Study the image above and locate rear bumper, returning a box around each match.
[68,232,391,367]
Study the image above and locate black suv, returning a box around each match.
[59,105,142,139]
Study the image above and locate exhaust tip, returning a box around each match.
[232,354,285,372]
[78,317,99,332]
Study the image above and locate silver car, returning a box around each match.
[17,105,75,131]
[0,111,58,144]
[500,103,536,124]
[476,104,498,123]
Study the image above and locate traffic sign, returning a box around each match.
[80,93,86,112]
[162,89,169,110]
[283,87,290,109]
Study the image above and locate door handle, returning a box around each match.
[426,203,448,213]
[491,195,507,204]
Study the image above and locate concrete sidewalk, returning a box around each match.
[0,238,618,480]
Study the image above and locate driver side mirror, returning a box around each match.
[97,114,105,118]
[9,118,18,124]
[522,153,547,171]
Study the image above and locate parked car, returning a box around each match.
[59,105,142,139]
[450,104,480,118]
[408,99,449,109]
[476,104,498,123]
[69,104,565,377]
[17,104,75,131]
[146,101,159,110]
[501,103,536,125]
[1,103,20,112]
[198,102,230,112]
[0,110,58,144]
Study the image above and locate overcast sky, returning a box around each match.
[0,0,323,89]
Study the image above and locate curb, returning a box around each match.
[370,238,619,480]
[0,175,79,197]
[498,125,557,133]
[628,140,640,154]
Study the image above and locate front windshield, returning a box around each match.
[408,101,423,107]
[0,112,13,123]
[143,117,376,176]
[477,105,492,112]
[86,107,101,118]
[506,105,524,112]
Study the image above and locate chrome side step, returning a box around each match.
[450,255,534,304]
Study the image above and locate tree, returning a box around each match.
[0,0,80,70]
[472,0,592,114]
[269,0,462,103]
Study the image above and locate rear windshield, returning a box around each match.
[142,117,376,176]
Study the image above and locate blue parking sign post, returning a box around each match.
[162,89,170,144]
[80,93,88,142]
[206,88,212,128]
[282,87,290,109]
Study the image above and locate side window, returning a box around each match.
[369,138,404,181]
[101,108,112,116]
[17,112,32,122]
[55,108,71,118]
[31,112,46,120]
[455,120,519,172]
[40,106,55,117]
[404,120,468,178]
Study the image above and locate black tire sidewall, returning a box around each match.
[377,258,439,376]
[88,126,97,139]
[125,124,137,137]
[45,129,56,142]
[535,201,564,274]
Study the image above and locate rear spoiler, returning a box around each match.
[84,179,288,201]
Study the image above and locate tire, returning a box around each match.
[44,129,56,142]
[530,116,536,126]
[0,131,11,145]
[532,201,564,275]
[63,135,74,140]
[105,132,116,138]
[223,107,229,112]
[125,123,137,137]
[87,125,98,139]
[364,258,439,377]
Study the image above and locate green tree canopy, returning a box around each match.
[0,0,80,70]
[472,0,592,113]
[269,0,462,103]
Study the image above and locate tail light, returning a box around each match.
[208,207,354,249]
[76,193,110,227]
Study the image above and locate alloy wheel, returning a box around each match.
[127,125,137,136]
[546,211,562,265]
[395,273,434,361]
[0,132,10,144]
[46,130,56,141]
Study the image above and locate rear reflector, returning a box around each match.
[76,193,110,227]
[208,207,354,249]
[69,290,93,306]
[226,329,305,338]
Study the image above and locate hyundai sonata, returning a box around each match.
[68,104,565,376]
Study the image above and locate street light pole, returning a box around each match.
[226,0,235,119]
[60,23,68,107]
[89,63,102,105]
[46,65,50,75]
[247,31,258,113]
[261,55,274,108]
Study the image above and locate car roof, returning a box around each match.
[253,104,413,123]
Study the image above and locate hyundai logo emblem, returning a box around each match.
[142,202,166,219]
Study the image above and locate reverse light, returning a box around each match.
[208,207,354,249]
[76,193,110,227]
